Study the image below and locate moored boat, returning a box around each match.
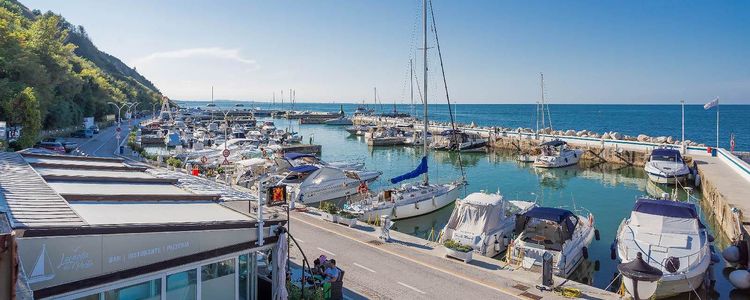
[533,140,583,168]
[644,148,690,184]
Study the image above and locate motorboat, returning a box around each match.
[430,130,485,151]
[404,130,432,146]
[508,206,598,278]
[441,192,536,258]
[345,125,371,136]
[324,117,353,126]
[365,127,406,146]
[279,152,365,171]
[644,148,690,184]
[614,198,712,298]
[282,165,382,205]
[533,140,583,168]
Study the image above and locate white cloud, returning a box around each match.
[134,47,257,66]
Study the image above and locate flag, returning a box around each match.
[730,133,736,152]
[704,98,719,110]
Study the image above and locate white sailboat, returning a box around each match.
[346,0,464,221]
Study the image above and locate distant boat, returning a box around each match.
[324,117,353,126]
[644,148,690,184]
[533,140,583,168]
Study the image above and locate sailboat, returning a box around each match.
[345,0,464,221]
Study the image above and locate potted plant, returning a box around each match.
[443,239,473,263]
[337,210,358,227]
[320,202,339,223]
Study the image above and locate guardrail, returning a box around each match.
[717,148,750,183]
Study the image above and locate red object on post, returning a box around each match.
[192,166,199,176]
[707,147,712,154]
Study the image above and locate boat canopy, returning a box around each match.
[630,198,703,234]
[633,198,697,218]
[390,156,428,184]
[288,165,319,173]
[650,148,682,160]
[285,152,316,160]
[445,193,506,235]
[541,140,566,147]
[516,207,577,241]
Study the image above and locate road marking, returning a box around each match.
[92,133,116,156]
[397,281,426,294]
[317,247,336,256]
[352,262,376,273]
[294,238,305,243]
[291,215,523,299]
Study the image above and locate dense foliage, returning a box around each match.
[0,0,162,147]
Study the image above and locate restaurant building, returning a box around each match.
[0,152,286,299]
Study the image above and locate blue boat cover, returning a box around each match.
[288,165,319,173]
[651,148,682,160]
[285,152,316,160]
[633,198,697,219]
[541,140,566,147]
[390,156,428,184]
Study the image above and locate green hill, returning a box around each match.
[0,0,162,147]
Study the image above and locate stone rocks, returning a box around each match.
[565,130,576,136]
[611,132,622,140]
[654,136,668,143]
[637,134,650,142]
[667,136,674,144]
[602,133,611,140]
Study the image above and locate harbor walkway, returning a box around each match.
[288,209,620,300]
[694,154,750,240]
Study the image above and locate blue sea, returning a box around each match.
[177,101,750,151]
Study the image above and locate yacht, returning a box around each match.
[345,125,371,136]
[615,197,712,298]
[431,130,486,152]
[644,148,690,184]
[324,117,353,126]
[441,192,536,258]
[365,127,406,146]
[279,152,365,171]
[533,140,583,168]
[508,206,598,278]
[282,166,382,205]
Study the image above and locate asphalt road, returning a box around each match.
[288,214,510,300]
[70,120,139,157]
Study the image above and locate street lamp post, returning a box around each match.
[108,102,129,153]
[126,102,139,127]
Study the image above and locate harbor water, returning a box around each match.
[166,102,749,299]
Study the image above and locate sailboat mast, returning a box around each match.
[540,73,545,129]
[211,86,214,104]
[410,59,414,116]
[422,0,429,185]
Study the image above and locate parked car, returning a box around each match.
[71,129,93,138]
[34,142,65,154]
[90,125,100,134]
[43,138,78,153]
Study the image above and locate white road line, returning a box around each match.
[397,281,426,294]
[352,262,376,273]
[294,238,305,243]
[92,135,114,156]
[317,247,336,256]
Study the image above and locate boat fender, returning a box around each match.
[594,229,600,241]
[724,245,742,264]
[582,247,589,259]
[695,174,701,187]
[729,269,750,289]
[665,256,680,273]
[708,234,715,243]
[503,236,509,247]
[610,242,617,260]
[493,238,501,252]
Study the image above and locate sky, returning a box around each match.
[22,0,750,104]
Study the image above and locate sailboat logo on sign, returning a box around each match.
[26,244,56,284]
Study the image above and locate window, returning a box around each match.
[167,269,197,300]
[201,258,236,299]
[104,278,161,300]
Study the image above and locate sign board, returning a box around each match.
[200,156,208,164]
[105,114,116,121]
[0,121,6,141]
[222,149,230,157]
[222,158,231,165]
[17,227,267,291]
[266,185,288,207]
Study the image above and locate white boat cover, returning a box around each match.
[445,193,506,235]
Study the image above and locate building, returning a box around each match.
[0,152,286,300]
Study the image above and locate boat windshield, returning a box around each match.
[520,218,564,251]
[651,155,679,162]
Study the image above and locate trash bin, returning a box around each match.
[119,145,124,154]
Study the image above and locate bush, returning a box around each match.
[166,157,182,168]
[443,239,472,252]
[320,202,339,215]
[287,281,324,300]
[338,210,356,219]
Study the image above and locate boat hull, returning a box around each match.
[646,172,688,184]
[357,183,462,221]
